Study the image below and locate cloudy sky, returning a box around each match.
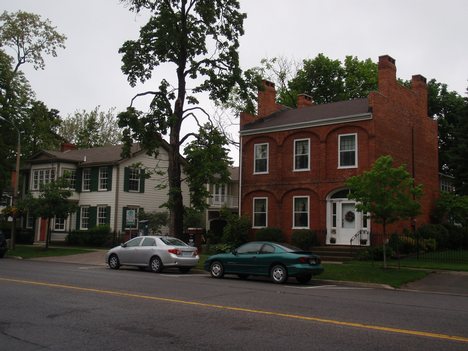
[2,0,468,163]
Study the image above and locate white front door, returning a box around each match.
[328,200,362,245]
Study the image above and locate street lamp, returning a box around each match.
[0,116,20,250]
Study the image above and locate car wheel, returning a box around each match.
[150,256,163,273]
[210,261,224,278]
[296,273,312,284]
[270,264,288,284]
[108,254,120,270]
[179,267,191,274]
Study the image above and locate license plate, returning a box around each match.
[182,251,193,257]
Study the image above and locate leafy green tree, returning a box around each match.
[22,176,77,249]
[118,0,246,238]
[432,191,468,228]
[58,107,122,148]
[346,155,423,267]
[138,210,169,234]
[184,124,232,211]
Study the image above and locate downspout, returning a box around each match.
[238,135,243,216]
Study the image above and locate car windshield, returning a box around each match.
[159,237,188,247]
[274,243,304,252]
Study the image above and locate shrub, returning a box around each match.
[221,214,250,247]
[389,233,417,254]
[66,225,111,247]
[417,224,450,249]
[291,230,318,250]
[255,227,284,242]
[16,229,34,244]
[356,245,394,261]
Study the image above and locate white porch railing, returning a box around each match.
[208,195,239,208]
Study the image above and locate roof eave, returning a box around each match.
[239,113,373,136]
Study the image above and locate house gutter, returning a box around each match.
[239,113,373,136]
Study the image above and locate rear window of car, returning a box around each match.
[274,243,303,252]
[159,237,188,247]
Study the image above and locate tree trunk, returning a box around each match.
[46,217,51,250]
[382,220,387,269]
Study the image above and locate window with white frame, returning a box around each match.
[54,217,65,231]
[82,168,91,191]
[81,207,90,230]
[128,168,140,192]
[63,169,76,190]
[339,134,357,168]
[97,206,108,226]
[26,212,34,229]
[213,184,226,203]
[293,196,309,228]
[32,168,56,190]
[99,167,109,190]
[253,197,267,228]
[254,143,268,174]
[294,139,310,171]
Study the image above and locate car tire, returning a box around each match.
[270,264,288,284]
[179,267,191,274]
[296,274,312,284]
[108,254,120,270]
[210,261,224,279]
[150,256,163,273]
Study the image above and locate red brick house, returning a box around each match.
[239,55,439,246]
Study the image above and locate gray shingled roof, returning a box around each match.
[29,144,143,166]
[241,98,371,134]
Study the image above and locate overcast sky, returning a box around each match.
[2,0,468,163]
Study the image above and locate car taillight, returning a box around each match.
[298,257,308,263]
[193,249,198,256]
[168,248,181,255]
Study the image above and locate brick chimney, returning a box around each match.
[258,80,277,118]
[378,55,397,95]
[297,94,313,108]
[411,74,428,113]
[61,143,77,152]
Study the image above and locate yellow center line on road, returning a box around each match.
[2,276,468,344]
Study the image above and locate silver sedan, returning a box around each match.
[106,235,199,273]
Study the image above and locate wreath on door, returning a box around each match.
[345,211,355,222]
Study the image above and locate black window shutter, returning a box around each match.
[76,207,81,229]
[122,207,127,230]
[139,170,145,193]
[123,167,129,192]
[90,167,99,191]
[89,206,97,228]
[107,166,113,191]
[106,206,111,225]
[75,169,82,192]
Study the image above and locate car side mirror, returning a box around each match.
[120,243,126,248]
[232,249,238,255]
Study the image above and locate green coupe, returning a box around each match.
[204,241,324,284]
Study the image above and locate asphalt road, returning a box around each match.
[1,258,468,351]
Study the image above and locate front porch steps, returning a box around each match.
[311,245,366,262]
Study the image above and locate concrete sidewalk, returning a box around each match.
[30,250,107,266]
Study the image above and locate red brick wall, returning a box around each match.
[240,55,439,242]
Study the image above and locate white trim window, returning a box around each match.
[99,167,109,190]
[338,133,358,168]
[128,168,140,192]
[97,206,107,226]
[32,168,56,190]
[62,169,76,190]
[80,207,90,230]
[54,217,65,231]
[294,139,310,171]
[293,196,309,229]
[82,168,91,191]
[254,143,269,174]
[253,197,268,228]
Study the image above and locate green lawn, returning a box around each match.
[6,245,96,259]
